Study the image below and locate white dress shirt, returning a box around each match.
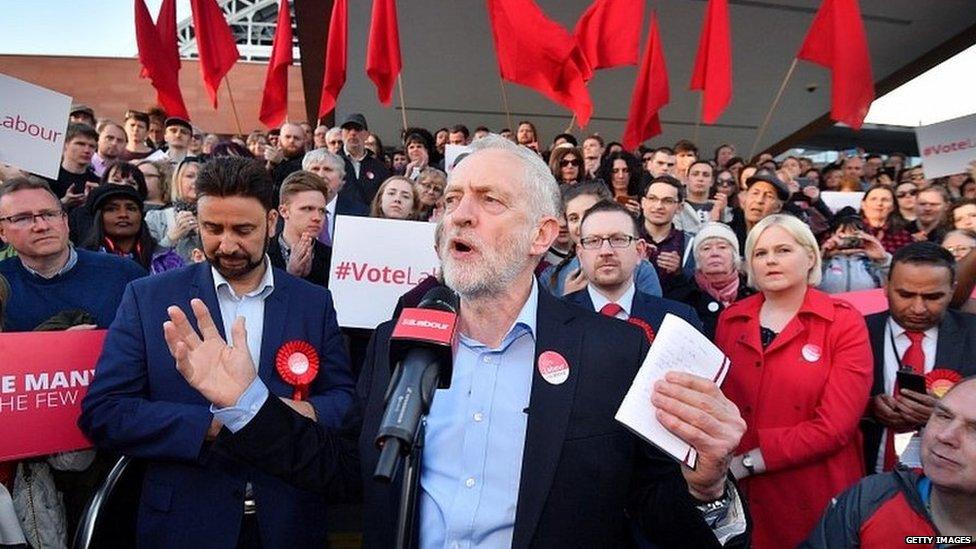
[586,283,636,320]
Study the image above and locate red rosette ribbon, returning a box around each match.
[275,340,320,401]
[926,368,962,399]
[627,317,656,345]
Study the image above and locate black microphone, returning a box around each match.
[373,287,459,482]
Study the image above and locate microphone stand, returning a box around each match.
[395,420,425,549]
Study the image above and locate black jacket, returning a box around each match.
[267,236,332,288]
[339,150,390,213]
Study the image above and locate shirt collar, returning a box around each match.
[23,246,77,279]
[887,317,939,340]
[211,255,275,300]
[459,279,539,350]
[587,282,635,316]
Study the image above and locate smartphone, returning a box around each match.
[796,177,816,189]
[615,195,636,206]
[837,236,864,249]
[72,179,87,194]
[896,369,927,394]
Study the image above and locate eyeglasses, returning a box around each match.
[418,183,444,193]
[642,195,679,206]
[579,235,636,250]
[896,189,918,198]
[559,159,581,167]
[0,209,65,228]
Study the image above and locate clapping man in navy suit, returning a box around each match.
[565,199,703,338]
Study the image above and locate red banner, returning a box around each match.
[0,330,106,461]
[833,288,888,315]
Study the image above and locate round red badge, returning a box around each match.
[926,369,962,398]
[537,351,570,385]
[801,343,822,362]
[275,340,320,400]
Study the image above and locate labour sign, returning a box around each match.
[0,330,105,460]
[915,112,976,179]
[330,216,440,329]
[0,73,72,179]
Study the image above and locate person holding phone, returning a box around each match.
[861,242,976,474]
[597,151,642,216]
[819,207,890,293]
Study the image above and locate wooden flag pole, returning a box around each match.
[223,75,245,136]
[499,78,514,132]
[565,113,577,134]
[397,74,409,132]
[693,94,703,145]
[749,57,799,161]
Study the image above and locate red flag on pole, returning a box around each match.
[259,0,293,128]
[157,0,181,72]
[573,0,643,71]
[365,0,402,106]
[622,12,669,150]
[189,0,240,108]
[318,0,347,118]
[487,0,593,127]
[797,0,874,129]
[689,0,732,124]
[134,0,189,119]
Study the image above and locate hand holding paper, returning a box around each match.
[615,314,745,500]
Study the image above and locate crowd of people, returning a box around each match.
[0,100,974,548]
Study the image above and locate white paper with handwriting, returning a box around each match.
[614,314,731,469]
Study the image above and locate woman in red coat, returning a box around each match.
[715,213,873,549]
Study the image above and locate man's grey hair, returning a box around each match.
[325,127,342,141]
[303,148,346,179]
[455,134,562,220]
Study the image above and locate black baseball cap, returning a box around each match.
[70,104,95,118]
[164,117,193,132]
[745,169,790,201]
[89,184,144,214]
[340,113,368,131]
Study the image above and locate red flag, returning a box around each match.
[573,0,643,71]
[134,0,189,119]
[157,0,181,72]
[365,0,401,105]
[259,0,293,128]
[689,0,732,124]
[318,0,347,118]
[487,0,593,127]
[189,0,240,108]
[797,0,874,129]
[622,12,669,150]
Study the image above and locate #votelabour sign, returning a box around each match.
[0,330,106,461]
[915,112,976,179]
[0,73,72,179]
[330,216,440,329]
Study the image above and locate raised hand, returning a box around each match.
[164,298,257,408]
[652,372,746,500]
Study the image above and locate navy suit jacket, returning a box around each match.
[861,310,976,473]
[214,287,747,548]
[79,262,355,548]
[564,287,704,335]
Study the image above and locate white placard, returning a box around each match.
[820,191,865,214]
[445,143,473,174]
[0,73,71,178]
[329,215,440,329]
[615,314,731,469]
[915,112,976,179]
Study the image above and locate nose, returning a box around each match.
[447,194,476,227]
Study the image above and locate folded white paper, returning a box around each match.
[614,314,731,469]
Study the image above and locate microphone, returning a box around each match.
[374,286,459,482]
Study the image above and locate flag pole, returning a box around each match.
[693,94,703,145]
[565,113,577,134]
[223,75,245,136]
[749,57,798,161]
[499,78,514,132]
[397,74,409,132]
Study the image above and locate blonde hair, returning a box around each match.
[744,213,822,288]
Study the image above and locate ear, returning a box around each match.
[266,209,279,238]
[529,216,560,257]
[635,238,648,258]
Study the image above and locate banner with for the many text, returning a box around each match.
[330,216,440,329]
[0,330,105,461]
[915,112,976,179]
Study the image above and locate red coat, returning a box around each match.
[715,288,873,549]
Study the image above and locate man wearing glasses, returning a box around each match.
[0,177,144,331]
[566,198,702,336]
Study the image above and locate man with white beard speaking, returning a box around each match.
[164,136,751,548]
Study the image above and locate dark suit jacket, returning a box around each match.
[861,310,976,472]
[79,262,355,548]
[216,288,748,548]
[564,287,704,334]
[267,236,332,288]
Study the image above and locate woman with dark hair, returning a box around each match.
[83,185,183,274]
[893,181,919,226]
[597,151,642,215]
[402,129,434,180]
[210,140,254,158]
[548,146,584,185]
[860,184,914,253]
[68,161,149,245]
[714,168,739,208]
[950,198,976,230]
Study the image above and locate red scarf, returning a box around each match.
[695,269,740,307]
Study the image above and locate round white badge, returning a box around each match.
[537,351,570,385]
[707,301,720,313]
[288,353,310,375]
[801,344,822,363]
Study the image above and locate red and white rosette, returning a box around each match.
[275,340,320,401]
[926,368,962,398]
[628,317,656,345]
